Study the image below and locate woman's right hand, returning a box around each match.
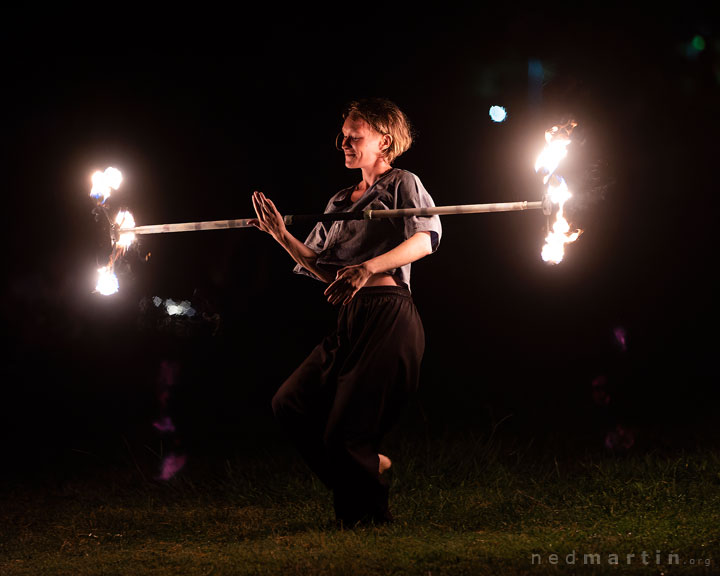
[249,191,286,240]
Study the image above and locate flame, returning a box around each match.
[90,167,139,295]
[90,167,123,204]
[95,213,136,295]
[115,209,136,249]
[96,265,119,295]
[535,121,582,264]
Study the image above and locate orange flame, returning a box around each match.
[115,210,136,250]
[91,167,138,295]
[535,122,582,263]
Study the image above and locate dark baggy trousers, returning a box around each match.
[271,286,425,526]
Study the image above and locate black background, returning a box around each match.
[2,6,718,481]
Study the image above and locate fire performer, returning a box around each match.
[249,97,441,527]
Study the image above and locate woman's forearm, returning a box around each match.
[363,231,433,275]
[276,229,336,283]
[323,232,434,305]
[273,228,433,287]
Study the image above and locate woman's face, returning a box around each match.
[339,116,388,171]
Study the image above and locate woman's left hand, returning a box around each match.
[324,263,372,305]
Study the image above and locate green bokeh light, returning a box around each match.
[692,35,706,51]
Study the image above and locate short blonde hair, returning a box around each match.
[342,98,414,165]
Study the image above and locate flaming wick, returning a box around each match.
[90,167,123,204]
[90,167,135,295]
[535,121,582,263]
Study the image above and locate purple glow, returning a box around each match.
[604,424,635,451]
[157,360,179,401]
[614,327,627,352]
[156,452,187,480]
[152,416,176,433]
[591,375,611,406]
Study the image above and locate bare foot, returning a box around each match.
[378,454,392,475]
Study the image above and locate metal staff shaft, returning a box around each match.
[125,200,545,236]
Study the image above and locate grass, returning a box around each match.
[1,428,719,575]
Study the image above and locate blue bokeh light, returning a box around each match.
[489,105,507,122]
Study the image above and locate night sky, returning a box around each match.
[2,6,717,480]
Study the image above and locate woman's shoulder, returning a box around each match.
[387,167,424,187]
[386,168,430,195]
[390,167,417,179]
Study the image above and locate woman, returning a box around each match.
[250,97,441,527]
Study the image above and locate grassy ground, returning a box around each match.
[1,428,719,576]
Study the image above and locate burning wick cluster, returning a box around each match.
[90,167,136,295]
[535,120,583,264]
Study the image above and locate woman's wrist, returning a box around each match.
[362,259,380,275]
[276,227,292,246]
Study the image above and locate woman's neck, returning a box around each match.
[358,162,393,192]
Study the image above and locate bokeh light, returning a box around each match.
[489,105,507,122]
[692,35,706,51]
